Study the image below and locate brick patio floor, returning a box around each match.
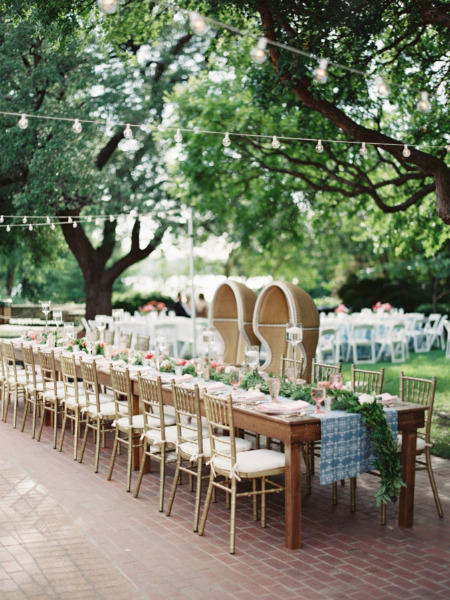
[0,403,449,600]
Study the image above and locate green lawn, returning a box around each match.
[341,349,450,458]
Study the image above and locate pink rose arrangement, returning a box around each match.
[334,303,348,313]
[372,301,392,312]
[139,300,166,314]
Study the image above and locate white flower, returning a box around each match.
[358,393,375,405]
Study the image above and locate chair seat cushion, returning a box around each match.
[213,448,285,477]
[116,414,145,431]
[86,402,127,419]
[147,413,176,427]
[180,436,253,460]
[397,434,426,452]
[145,424,208,445]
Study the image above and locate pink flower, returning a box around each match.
[381,302,392,311]
[157,302,166,312]
[372,301,382,310]
[334,304,348,313]
[330,382,343,390]
[176,358,187,366]
[210,360,219,368]
[144,351,154,360]
[318,381,331,388]
[216,365,224,373]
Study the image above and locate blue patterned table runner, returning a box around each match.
[317,409,398,485]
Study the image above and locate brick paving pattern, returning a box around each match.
[1,402,449,599]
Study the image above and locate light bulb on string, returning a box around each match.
[250,37,268,64]
[18,114,28,129]
[109,215,114,222]
[0,215,3,223]
[374,76,390,98]
[22,216,27,223]
[315,139,324,153]
[360,142,368,156]
[174,129,183,143]
[46,216,51,224]
[417,92,431,114]
[123,124,133,139]
[222,132,231,147]
[97,0,118,15]
[72,119,82,134]
[271,136,280,149]
[68,216,73,224]
[189,12,209,35]
[313,58,329,84]
[28,224,33,231]
[402,144,411,158]
[6,225,10,232]
[73,221,77,228]
[51,223,55,230]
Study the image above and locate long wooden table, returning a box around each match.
[15,345,426,551]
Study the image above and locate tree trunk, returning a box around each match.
[84,272,114,320]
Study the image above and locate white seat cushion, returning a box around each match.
[180,436,253,460]
[146,413,176,427]
[213,449,285,477]
[116,414,145,431]
[145,424,208,445]
[397,434,426,452]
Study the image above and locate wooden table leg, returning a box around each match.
[398,428,417,527]
[284,441,302,549]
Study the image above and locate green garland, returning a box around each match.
[239,370,405,506]
[330,390,405,505]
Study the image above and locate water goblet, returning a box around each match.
[95,315,107,342]
[329,373,343,389]
[195,358,205,382]
[228,368,241,395]
[268,376,281,403]
[202,328,216,361]
[311,386,326,414]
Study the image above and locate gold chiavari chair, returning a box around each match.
[21,344,43,438]
[199,392,285,554]
[2,340,27,427]
[37,349,65,449]
[58,353,87,460]
[107,367,144,492]
[133,375,177,512]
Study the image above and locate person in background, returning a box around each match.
[185,295,192,316]
[196,293,209,318]
[170,292,191,318]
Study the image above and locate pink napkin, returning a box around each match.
[377,393,398,404]
[257,399,311,412]
[233,390,266,403]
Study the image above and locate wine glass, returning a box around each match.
[268,376,281,403]
[286,322,303,374]
[311,386,326,414]
[330,373,343,389]
[228,368,241,395]
[53,310,62,338]
[64,322,75,346]
[195,358,205,383]
[41,301,51,333]
[245,345,260,371]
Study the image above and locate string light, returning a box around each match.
[250,37,268,64]
[68,216,73,223]
[360,142,368,156]
[374,76,390,98]
[109,215,114,222]
[73,221,77,228]
[313,58,329,84]
[123,124,133,139]
[189,12,209,35]
[28,224,33,231]
[0,216,3,223]
[315,139,324,153]
[22,217,27,223]
[402,144,411,158]
[271,136,280,149]
[46,216,51,224]
[417,92,431,114]
[51,223,55,230]
[174,128,183,143]
[6,225,10,232]
[222,132,231,147]
[72,119,82,134]
[97,0,118,15]
[18,113,28,129]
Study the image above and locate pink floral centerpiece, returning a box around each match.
[139,300,166,315]
[334,303,348,313]
[372,301,392,312]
